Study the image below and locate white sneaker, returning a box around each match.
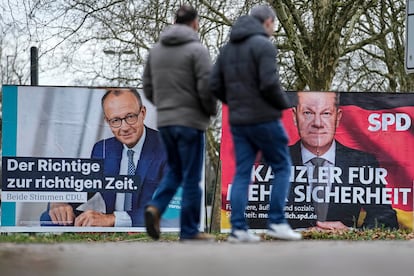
[267,223,302,241]
[228,230,261,243]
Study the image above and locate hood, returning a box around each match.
[230,15,268,42]
[160,24,199,46]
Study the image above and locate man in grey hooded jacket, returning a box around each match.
[143,5,217,241]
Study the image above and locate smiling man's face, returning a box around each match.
[103,89,146,148]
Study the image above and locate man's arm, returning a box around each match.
[209,48,227,104]
[255,39,290,110]
[143,54,154,103]
[194,45,217,116]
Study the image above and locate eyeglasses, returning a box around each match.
[107,113,140,128]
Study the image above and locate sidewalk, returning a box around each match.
[1,240,413,276]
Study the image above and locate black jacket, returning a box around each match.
[209,15,289,125]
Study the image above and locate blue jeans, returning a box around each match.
[230,120,292,231]
[148,126,204,239]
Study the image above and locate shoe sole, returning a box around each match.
[180,234,215,243]
[227,236,261,243]
[145,209,160,240]
[266,232,302,241]
[180,238,215,243]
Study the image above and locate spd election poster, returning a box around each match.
[220,91,414,232]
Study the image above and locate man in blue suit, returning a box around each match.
[41,88,168,227]
[287,91,398,230]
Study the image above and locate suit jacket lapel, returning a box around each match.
[136,127,157,183]
[102,138,123,213]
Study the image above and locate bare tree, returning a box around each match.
[0,1,32,85]
[2,0,414,229]
[13,0,247,86]
[367,0,414,92]
[270,0,381,90]
[3,0,413,89]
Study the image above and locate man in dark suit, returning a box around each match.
[41,88,167,227]
[287,91,398,230]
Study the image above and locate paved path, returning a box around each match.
[1,240,413,276]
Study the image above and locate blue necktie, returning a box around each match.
[124,149,135,211]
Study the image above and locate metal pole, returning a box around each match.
[6,55,11,83]
[30,46,39,85]
[118,52,121,86]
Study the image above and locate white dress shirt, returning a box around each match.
[113,127,146,227]
[301,141,336,191]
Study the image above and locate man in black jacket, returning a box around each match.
[210,5,301,242]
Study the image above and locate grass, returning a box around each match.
[300,228,414,240]
[0,228,413,243]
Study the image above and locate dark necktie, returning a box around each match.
[124,149,135,211]
[311,157,328,222]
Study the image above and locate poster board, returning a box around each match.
[220,91,414,232]
[0,85,200,232]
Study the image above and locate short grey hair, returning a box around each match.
[250,5,276,23]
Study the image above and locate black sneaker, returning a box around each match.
[145,205,160,240]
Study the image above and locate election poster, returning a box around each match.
[0,85,196,232]
[220,91,414,232]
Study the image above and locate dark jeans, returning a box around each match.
[148,126,204,239]
[230,120,292,231]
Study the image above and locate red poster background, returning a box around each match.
[220,92,414,231]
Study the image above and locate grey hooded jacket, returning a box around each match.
[143,24,217,130]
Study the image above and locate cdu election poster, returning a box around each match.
[220,91,414,232]
[0,85,194,232]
